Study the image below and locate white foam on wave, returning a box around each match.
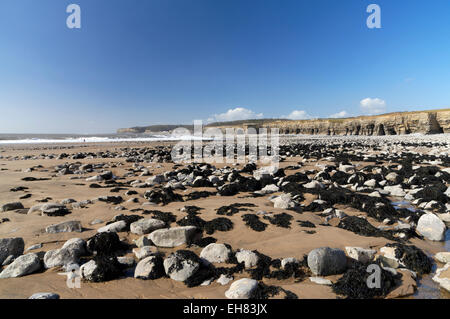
[0,135,208,144]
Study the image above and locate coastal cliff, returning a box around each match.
[118,109,450,136]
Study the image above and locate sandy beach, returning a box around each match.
[0,136,449,299]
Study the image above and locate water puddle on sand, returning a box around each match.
[391,200,449,299]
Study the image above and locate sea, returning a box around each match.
[0,133,206,144]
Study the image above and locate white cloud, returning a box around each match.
[211,107,263,122]
[359,98,386,115]
[329,110,349,118]
[283,110,311,120]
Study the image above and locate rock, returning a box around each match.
[432,262,450,293]
[97,220,127,233]
[363,179,377,188]
[309,277,332,285]
[163,250,200,281]
[134,235,152,248]
[133,246,157,260]
[134,256,164,280]
[307,247,347,276]
[281,257,299,269]
[117,256,135,268]
[130,218,166,235]
[200,243,231,263]
[45,220,82,234]
[257,184,279,195]
[435,252,450,264]
[40,203,70,216]
[80,255,122,282]
[25,243,43,252]
[28,292,60,299]
[43,243,83,269]
[1,202,24,212]
[225,278,259,299]
[272,194,296,209]
[235,249,259,268]
[383,185,406,197]
[79,260,97,280]
[386,269,417,298]
[146,175,166,185]
[62,238,87,256]
[149,226,199,248]
[416,213,446,241]
[0,253,41,278]
[304,181,324,189]
[217,274,233,285]
[385,172,400,183]
[345,247,376,264]
[60,198,76,205]
[0,237,24,265]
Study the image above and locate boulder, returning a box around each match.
[97,220,127,233]
[235,249,259,268]
[1,202,24,212]
[416,213,446,241]
[200,243,231,263]
[0,253,41,278]
[134,256,164,280]
[163,250,200,281]
[44,248,80,269]
[225,278,259,299]
[0,237,24,265]
[307,247,347,276]
[45,220,82,234]
[130,218,166,235]
[149,226,199,248]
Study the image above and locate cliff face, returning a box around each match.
[118,109,450,136]
[260,109,450,136]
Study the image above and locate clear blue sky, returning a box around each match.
[1,0,449,134]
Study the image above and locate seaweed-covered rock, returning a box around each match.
[134,255,164,280]
[383,243,432,274]
[263,213,293,228]
[332,261,400,299]
[87,232,122,255]
[80,255,123,282]
[307,247,347,276]
[337,216,396,241]
[163,250,201,281]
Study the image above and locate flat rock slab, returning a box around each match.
[149,226,199,248]
[46,220,82,234]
